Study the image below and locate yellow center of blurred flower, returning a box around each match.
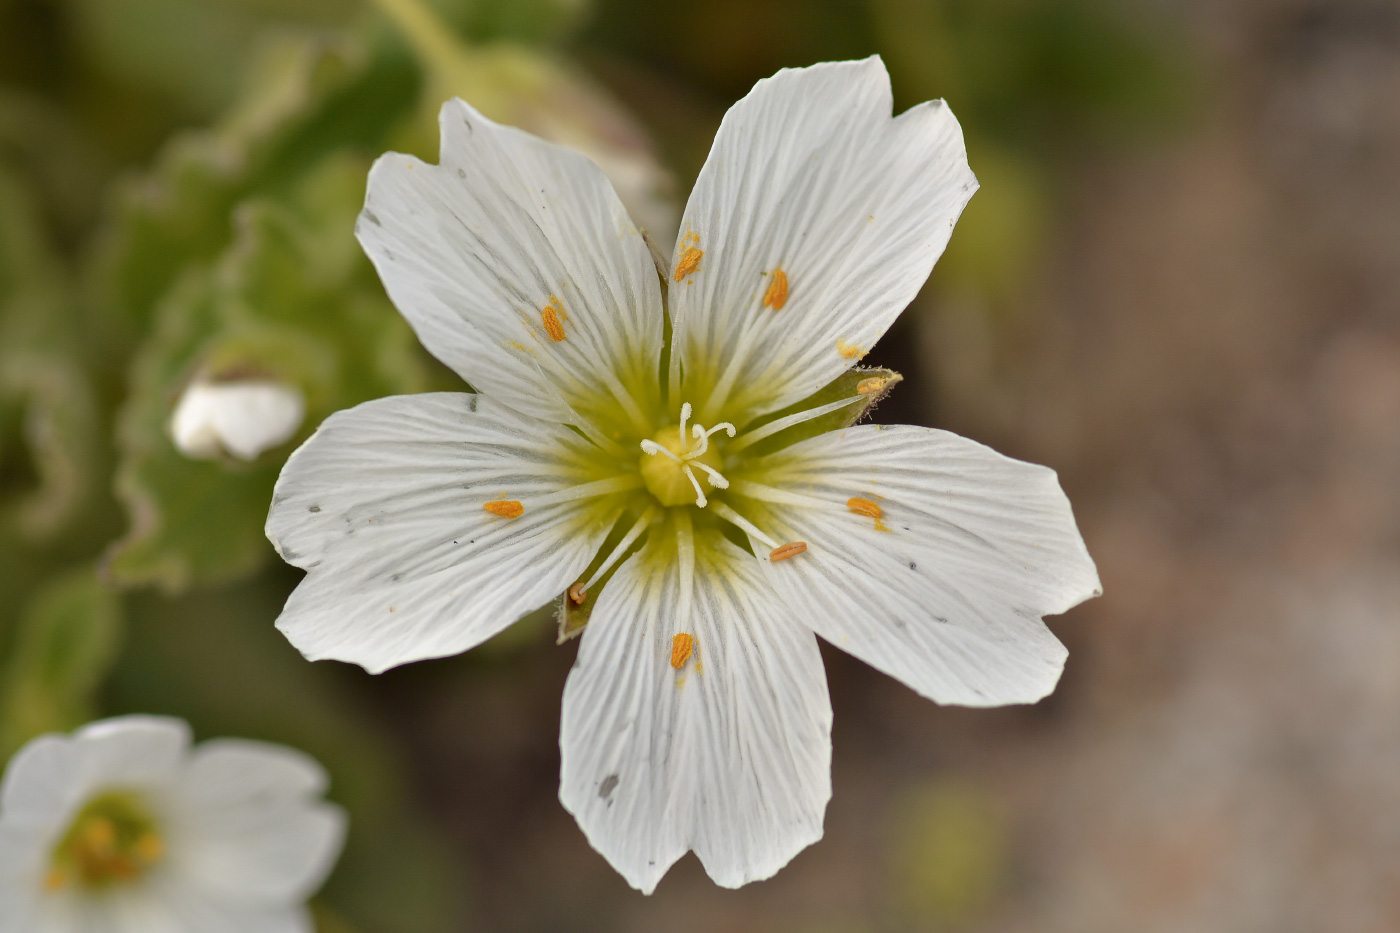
[45,791,164,893]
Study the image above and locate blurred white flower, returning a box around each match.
[267,57,1100,892]
[170,379,304,461]
[0,716,345,932]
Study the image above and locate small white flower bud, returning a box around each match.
[170,379,304,461]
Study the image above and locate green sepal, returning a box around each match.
[740,365,903,459]
[0,566,123,758]
[105,157,429,591]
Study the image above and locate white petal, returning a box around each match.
[169,740,344,904]
[170,381,305,462]
[179,740,328,807]
[559,524,831,893]
[267,393,623,673]
[357,99,664,431]
[1,717,190,823]
[0,826,45,931]
[171,802,344,905]
[740,425,1100,706]
[670,57,977,424]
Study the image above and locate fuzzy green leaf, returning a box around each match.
[0,567,123,758]
[105,157,429,590]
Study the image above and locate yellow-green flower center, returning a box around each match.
[45,791,164,893]
[639,424,727,508]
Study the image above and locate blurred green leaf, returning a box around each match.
[88,32,415,354]
[888,778,1008,926]
[0,166,100,545]
[69,0,363,120]
[932,140,1050,306]
[0,566,123,758]
[105,155,429,590]
[423,0,590,44]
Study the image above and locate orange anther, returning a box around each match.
[847,497,883,520]
[768,541,808,562]
[483,500,524,519]
[542,298,566,342]
[856,377,887,394]
[674,245,704,281]
[763,268,789,310]
[671,632,695,669]
[568,583,587,605]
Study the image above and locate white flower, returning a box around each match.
[266,57,1101,893]
[0,716,345,932]
[170,379,305,461]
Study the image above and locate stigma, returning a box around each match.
[639,403,735,508]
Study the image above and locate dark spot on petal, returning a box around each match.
[364,210,381,226]
[467,396,479,412]
[309,505,321,513]
[457,167,467,180]
[598,774,619,801]
[908,561,916,570]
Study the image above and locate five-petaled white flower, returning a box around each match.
[0,716,345,931]
[266,57,1100,893]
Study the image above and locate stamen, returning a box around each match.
[483,500,524,519]
[727,395,862,454]
[568,583,587,605]
[769,541,808,562]
[531,475,643,507]
[708,501,778,549]
[581,508,657,591]
[671,633,695,669]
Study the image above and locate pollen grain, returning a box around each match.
[483,500,524,519]
[542,298,566,342]
[671,632,695,669]
[763,268,789,310]
[857,376,887,394]
[769,541,808,562]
